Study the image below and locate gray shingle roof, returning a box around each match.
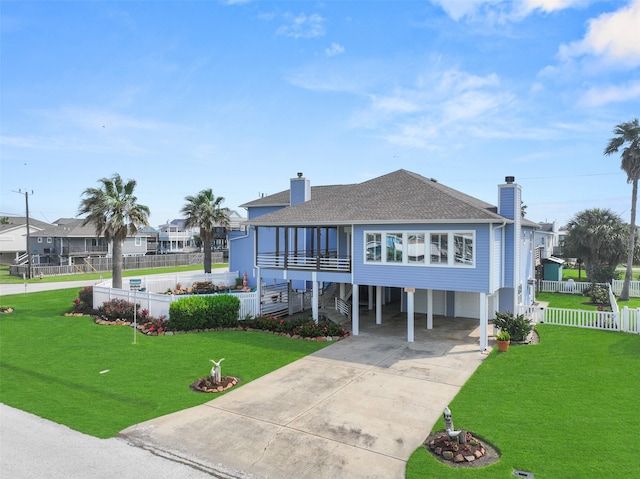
[246,169,512,226]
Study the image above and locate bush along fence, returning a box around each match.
[73,290,348,340]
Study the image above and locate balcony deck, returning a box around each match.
[257,252,351,272]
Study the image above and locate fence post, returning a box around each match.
[622,306,629,333]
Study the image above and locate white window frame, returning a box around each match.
[38,237,43,243]
[135,237,142,247]
[47,237,52,244]
[364,230,475,268]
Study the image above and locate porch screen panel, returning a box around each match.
[366,233,382,262]
[430,233,448,264]
[408,233,425,264]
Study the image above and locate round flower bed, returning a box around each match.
[424,431,500,467]
[190,376,240,393]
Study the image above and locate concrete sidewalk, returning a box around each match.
[121,312,487,479]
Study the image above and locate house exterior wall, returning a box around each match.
[352,223,492,293]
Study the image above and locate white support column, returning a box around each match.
[376,285,382,324]
[368,285,374,310]
[312,271,319,324]
[406,289,415,342]
[340,282,345,299]
[352,283,359,335]
[479,292,488,351]
[427,289,433,330]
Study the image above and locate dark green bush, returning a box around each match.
[492,311,533,342]
[168,294,240,331]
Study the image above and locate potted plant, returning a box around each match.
[495,330,511,352]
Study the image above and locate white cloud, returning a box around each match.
[276,13,325,39]
[325,42,345,57]
[580,81,640,106]
[559,0,640,67]
[430,0,501,21]
[522,0,588,14]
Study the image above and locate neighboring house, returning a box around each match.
[0,216,50,265]
[157,219,199,254]
[534,222,564,280]
[27,218,154,266]
[230,169,539,351]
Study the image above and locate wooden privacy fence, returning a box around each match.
[519,305,640,334]
[11,252,221,277]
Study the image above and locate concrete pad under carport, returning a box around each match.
[120,314,487,479]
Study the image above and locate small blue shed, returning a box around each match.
[542,257,565,281]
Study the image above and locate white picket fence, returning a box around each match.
[93,272,260,321]
[539,279,640,298]
[519,304,640,334]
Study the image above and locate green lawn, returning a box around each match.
[406,325,640,478]
[0,263,226,285]
[0,288,330,438]
[536,291,640,310]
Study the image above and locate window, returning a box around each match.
[408,233,425,264]
[135,237,142,246]
[430,233,448,264]
[366,233,381,262]
[38,237,43,243]
[454,233,473,265]
[386,233,403,263]
[47,237,52,243]
[364,230,475,267]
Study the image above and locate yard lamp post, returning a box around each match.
[12,189,34,279]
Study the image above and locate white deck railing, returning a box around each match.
[257,252,351,272]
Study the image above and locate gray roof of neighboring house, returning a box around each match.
[245,169,524,226]
[0,217,51,232]
[32,218,151,238]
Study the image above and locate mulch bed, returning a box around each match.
[424,431,500,468]
[190,376,240,393]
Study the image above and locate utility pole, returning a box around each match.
[13,189,34,279]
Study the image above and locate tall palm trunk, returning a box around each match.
[203,234,212,274]
[621,178,638,301]
[112,238,124,289]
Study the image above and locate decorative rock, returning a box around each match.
[464,455,475,462]
[442,451,454,460]
[454,454,464,463]
[434,447,442,455]
[474,450,483,459]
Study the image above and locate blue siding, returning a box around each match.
[499,186,516,219]
[352,224,492,293]
[290,177,310,205]
[229,230,256,287]
[248,205,284,220]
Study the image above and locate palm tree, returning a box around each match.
[604,118,640,301]
[564,208,627,283]
[78,174,150,289]
[181,189,230,273]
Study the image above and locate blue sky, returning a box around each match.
[1,0,639,228]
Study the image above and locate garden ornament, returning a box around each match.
[210,358,225,383]
[443,406,466,444]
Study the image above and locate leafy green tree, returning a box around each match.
[181,189,230,273]
[604,118,640,300]
[563,208,627,283]
[78,174,150,289]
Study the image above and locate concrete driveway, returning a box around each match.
[121,309,488,479]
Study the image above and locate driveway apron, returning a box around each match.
[120,313,488,479]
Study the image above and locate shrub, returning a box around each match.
[142,316,169,334]
[72,286,95,313]
[583,284,610,305]
[97,299,138,321]
[168,294,240,331]
[492,311,533,342]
